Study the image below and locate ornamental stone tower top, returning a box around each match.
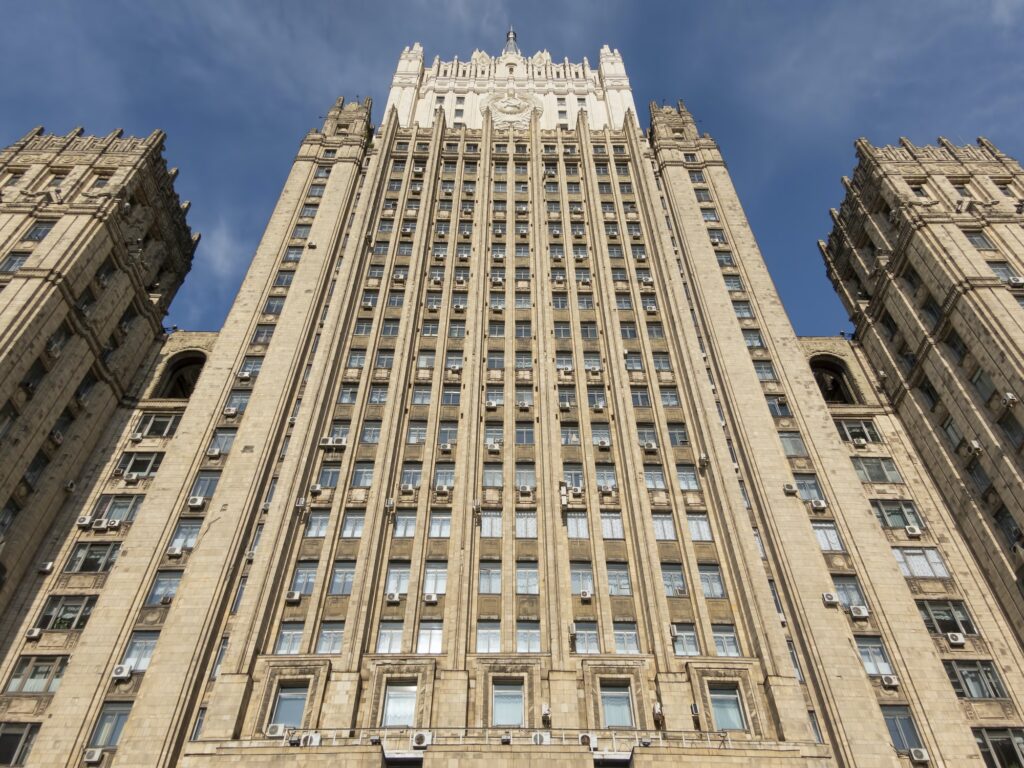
[383,32,637,131]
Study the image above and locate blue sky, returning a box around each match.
[2,1,1022,336]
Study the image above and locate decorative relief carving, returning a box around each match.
[481,92,542,129]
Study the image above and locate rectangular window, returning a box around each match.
[382,683,417,727]
[477,621,501,653]
[812,521,845,552]
[856,636,893,676]
[492,682,524,727]
[893,547,949,579]
[945,660,1007,699]
[851,457,903,484]
[709,685,746,731]
[882,705,922,751]
[90,702,133,747]
[270,683,308,728]
[5,655,67,694]
[613,622,640,654]
[917,599,976,636]
[712,624,741,657]
[699,564,726,598]
[601,684,634,727]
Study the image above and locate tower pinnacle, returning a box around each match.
[502,25,521,56]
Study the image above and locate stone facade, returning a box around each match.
[819,139,1024,644]
[2,33,1024,768]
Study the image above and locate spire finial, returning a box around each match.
[502,25,520,56]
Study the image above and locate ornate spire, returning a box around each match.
[502,25,520,56]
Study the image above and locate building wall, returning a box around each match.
[819,138,1024,643]
[2,40,1024,768]
[0,127,196,616]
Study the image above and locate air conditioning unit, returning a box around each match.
[91,519,109,533]
[188,496,206,510]
[129,432,144,442]
[532,731,552,745]
[206,447,222,459]
[309,484,323,496]
[905,524,923,538]
[160,593,173,605]
[223,406,238,417]
[491,277,504,286]
[400,483,415,494]
[424,593,439,605]
[880,674,900,689]
[411,730,433,749]
[384,498,395,508]
[485,400,498,410]
[1003,392,1019,408]
[1009,276,1024,288]
[285,591,302,604]
[447,364,463,374]
[579,589,592,602]
[946,632,966,647]
[600,485,615,494]
[107,519,122,532]
[852,438,868,448]
[300,732,322,747]
[266,724,287,738]
[517,400,530,410]
[809,499,828,511]
[909,748,931,764]
[518,485,532,495]
[440,442,453,453]
[783,483,798,496]
[570,486,583,496]
[83,748,104,765]
[643,441,657,452]
[167,546,183,559]
[49,429,65,446]
[124,472,140,484]
[592,404,605,413]
[968,439,983,455]
[386,592,402,604]
[436,485,451,495]
[236,370,252,381]
[295,499,306,510]
[850,605,870,620]
[25,627,42,641]
[111,664,133,681]
[38,561,54,574]
[822,592,840,607]
[578,732,598,750]
[559,403,571,412]
[77,515,93,529]
[362,301,374,310]
[487,442,500,454]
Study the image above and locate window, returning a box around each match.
[872,499,923,529]
[613,623,640,654]
[601,684,634,727]
[893,547,949,579]
[313,622,343,655]
[417,621,443,654]
[779,431,808,457]
[515,510,537,539]
[66,542,120,573]
[429,511,451,538]
[677,464,700,491]
[90,702,133,747]
[945,660,1006,699]
[766,395,791,418]
[270,683,308,728]
[832,575,866,609]
[812,521,845,552]
[754,361,776,381]
[917,599,976,636]
[35,594,96,631]
[607,563,632,596]
[653,513,676,541]
[517,621,541,653]
[687,513,713,541]
[92,495,143,523]
[290,561,317,595]
[376,622,403,654]
[329,561,355,595]
[341,511,365,538]
[709,685,745,731]
[22,220,54,242]
[393,510,416,538]
[878,705,922,753]
[386,562,410,595]
[713,624,741,657]
[699,564,726,598]
[668,624,700,659]
[566,510,589,539]
[567,621,598,654]
[965,230,995,250]
[742,328,764,348]
[851,457,902,483]
[423,561,447,595]
[0,722,38,765]
[477,621,500,653]
[0,253,28,274]
[835,419,881,443]
[856,636,893,676]
[662,564,686,596]
[516,562,539,594]
[116,451,163,477]
[601,511,624,539]
[974,728,1024,766]
[492,682,524,727]
[381,682,417,727]
[479,562,501,594]
[794,473,823,501]
[5,655,67,694]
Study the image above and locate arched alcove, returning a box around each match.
[810,355,859,405]
[155,351,206,399]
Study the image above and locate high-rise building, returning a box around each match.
[0,126,196,612]
[819,138,1024,642]
[3,32,1024,768]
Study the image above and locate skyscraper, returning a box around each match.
[820,138,1024,643]
[3,33,1024,767]
[0,127,196,613]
